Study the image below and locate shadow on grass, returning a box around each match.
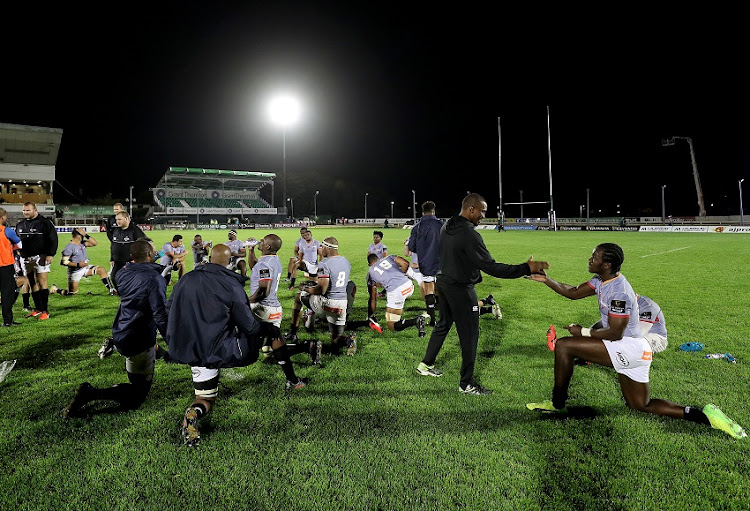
[10,334,91,370]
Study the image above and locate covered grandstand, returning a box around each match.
[150,166,284,225]
[0,123,62,224]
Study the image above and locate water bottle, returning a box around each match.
[704,353,725,359]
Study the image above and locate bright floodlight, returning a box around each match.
[268,95,301,127]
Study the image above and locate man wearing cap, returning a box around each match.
[223,230,247,277]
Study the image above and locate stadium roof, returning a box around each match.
[0,123,63,166]
[156,166,276,191]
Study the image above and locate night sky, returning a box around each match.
[4,5,749,219]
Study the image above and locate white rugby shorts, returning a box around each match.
[67,265,96,282]
[385,281,414,310]
[602,336,653,383]
[250,303,283,327]
[306,295,347,326]
[23,255,51,275]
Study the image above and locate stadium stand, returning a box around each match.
[0,123,62,224]
[149,166,282,225]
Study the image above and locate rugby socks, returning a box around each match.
[273,344,298,381]
[552,386,568,411]
[394,318,418,331]
[101,278,113,291]
[22,293,30,308]
[346,319,371,330]
[425,294,436,324]
[40,289,50,313]
[191,402,208,418]
[289,277,296,288]
[31,290,42,311]
[683,406,711,425]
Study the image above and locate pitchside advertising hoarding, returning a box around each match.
[639,225,750,233]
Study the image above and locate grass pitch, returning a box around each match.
[1,228,748,510]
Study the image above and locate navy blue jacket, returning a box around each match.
[166,263,261,368]
[407,214,443,277]
[112,262,169,357]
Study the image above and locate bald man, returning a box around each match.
[167,243,308,447]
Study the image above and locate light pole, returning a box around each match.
[128,186,134,216]
[579,204,584,219]
[268,95,301,210]
[586,188,590,224]
[390,201,394,218]
[740,179,745,226]
[364,192,369,220]
[411,190,416,222]
[314,190,319,221]
[661,185,667,222]
[287,197,294,220]
[662,136,706,216]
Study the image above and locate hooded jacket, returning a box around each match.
[438,215,530,286]
[166,263,261,368]
[112,262,169,357]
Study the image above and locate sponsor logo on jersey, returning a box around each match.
[610,299,626,314]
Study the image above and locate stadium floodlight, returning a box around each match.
[390,201,394,219]
[268,94,301,210]
[287,197,294,219]
[740,179,745,226]
[364,192,369,220]
[661,136,706,216]
[411,190,416,222]
[314,190,319,221]
[661,185,667,222]
[128,186,135,216]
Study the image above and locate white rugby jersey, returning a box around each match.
[250,255,282,307]
[367,255,409,292]
[62,242,88,264]
[638,295,667,338]
[368,242,388,259]
[586,274,642,339]
[317,255,351,300]
[298,239,321,264]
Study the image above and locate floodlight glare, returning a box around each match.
[268,96,301,126]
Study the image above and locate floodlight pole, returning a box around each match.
[662,136,706,217]
[129,186,134,216]
[411,190,416,222]
[519,190,524,219]
[661,185,667,222]
[364,192,369,220]
[390,201,394,219]
[287,197,294,219]
[314,190,319,221]
[282,128,287,211]
[586,188,590,224]
[740,179,745,226]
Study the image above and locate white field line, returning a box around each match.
[640,246,691,258]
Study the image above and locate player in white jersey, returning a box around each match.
[285,227,308,282]
[368,230,388,259]
[287,228,321,290]
[366,254,426,336]
[159,234,186,285]
[286,237,357,356]
[526,243,746,439]
[52,229,115,296]
[223,230,247,277]
[636,294,668,353]
[248,234,320,364]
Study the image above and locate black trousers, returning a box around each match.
[0,265,17,324]
[111,261,127,290]
[422,279,480,387]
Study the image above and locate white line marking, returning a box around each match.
[641,246,691,258]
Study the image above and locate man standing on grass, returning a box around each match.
[0,207,28,327]
[415,193,549,395]
[527,243,746,439]
[110,211,145,290]
[166,244,308,447]
[407,201,443,326]
[62,239,168,418]
[15,202,58,321]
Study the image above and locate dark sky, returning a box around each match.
[4,5,749,219]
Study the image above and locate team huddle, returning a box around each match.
[4,197,744,446]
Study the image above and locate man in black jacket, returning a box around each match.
[415,193,549,395]
[110,211,145,290]
[15,202,58,321]
[407,200,443,326]
[63,239,168,417]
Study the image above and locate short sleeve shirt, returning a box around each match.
[587,274,642,339]
[250,255,282,307]
[368,242,388,259]
[367,255,409,292]
[317,255,351,300]
[62,242,87,264]
[638,295,667,338]
[299,239,321,264]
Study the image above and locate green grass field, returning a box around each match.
[1,228,748,510]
